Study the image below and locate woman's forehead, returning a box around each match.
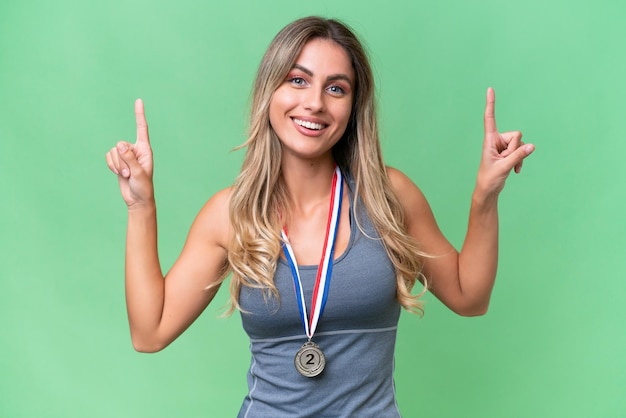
[291,39,355,82]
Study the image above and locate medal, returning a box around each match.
[294,341,326,377]
[282,165,343,378]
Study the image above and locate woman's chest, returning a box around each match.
[239,232,399,339]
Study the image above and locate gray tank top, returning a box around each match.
[238,179,402,418]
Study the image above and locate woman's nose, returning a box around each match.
[303,87,326,113]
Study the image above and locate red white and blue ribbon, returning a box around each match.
[281,165,344,340]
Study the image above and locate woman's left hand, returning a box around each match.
[476,87,534,197]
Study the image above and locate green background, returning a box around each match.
[1,0,624,417]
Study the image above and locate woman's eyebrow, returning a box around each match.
[292,64,313,76]
[326,74,353,86]
[292,64,353,86]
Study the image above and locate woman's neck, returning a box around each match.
[281,154,337,215]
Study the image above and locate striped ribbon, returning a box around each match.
[281,165,344,339]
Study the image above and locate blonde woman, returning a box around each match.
[106,16,534,417]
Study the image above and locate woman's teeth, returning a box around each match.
[294,118,325,130]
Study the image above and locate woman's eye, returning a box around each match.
[328,85,346,95]
[288,77,306,86]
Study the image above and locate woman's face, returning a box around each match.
[269,38,355,162]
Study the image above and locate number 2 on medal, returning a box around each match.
[306,353,316,365]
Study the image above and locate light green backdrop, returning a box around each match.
[1,0,624,417]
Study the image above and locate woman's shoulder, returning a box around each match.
[385,166,417,191]
[199,186,233,215]
[190,186,234,249]
[384,166,430,213]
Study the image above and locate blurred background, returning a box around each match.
[1,0,624,416]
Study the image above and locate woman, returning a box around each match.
[106,16,534,417]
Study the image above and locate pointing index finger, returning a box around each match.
[135,98,149,145]
[484,87,498,134]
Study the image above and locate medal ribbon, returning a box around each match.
[281,165,343,340]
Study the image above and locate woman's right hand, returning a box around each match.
[106,99,155,209]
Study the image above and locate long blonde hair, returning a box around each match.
[224,16,428,314]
